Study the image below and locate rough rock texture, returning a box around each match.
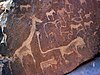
[4,0,100,75]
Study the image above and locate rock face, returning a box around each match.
[4,0,100,75]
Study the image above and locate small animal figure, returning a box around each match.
[20,4,31,11]
[70,23,82,31]
[46,9,56,20]
[84,21,93,28]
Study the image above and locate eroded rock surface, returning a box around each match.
[4,0,100,75]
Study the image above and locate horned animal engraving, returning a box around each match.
[20,4,31,11]
[46,9,56,20]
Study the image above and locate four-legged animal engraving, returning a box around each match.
[60,36,86,58]
[36,30,85,63]
[40,57,57,72]
[70,23,82,31]
[20,4,31,11]
[84,20,93,28]
[84,12,92,19]
[46,9,56,20]
[14,15,42,67]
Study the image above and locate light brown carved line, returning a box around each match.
[14,15,42,67]
[71,17,83,23]
[46,9,56,20]
[70,23,82,31]
[65,0,71,5]
[84,12,92,19]
[36,30,85,59]
[57,8,67,24]
[80,0,87,5]
[59,21,67,36]
[40,57,57,72]
[64,0,73,15]
[71,9,83,23]
[17,14,25,20]
[8,62,13,75]
[84,20,93,28]
[43,19,60,37]
[61,31,73,40]
[20,4,31,11]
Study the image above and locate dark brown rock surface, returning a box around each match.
[5,0,100,75]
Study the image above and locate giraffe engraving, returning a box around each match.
[14,15,42,67]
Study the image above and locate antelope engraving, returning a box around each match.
[84,12,92,19]
[46,9,56,20]
[84,20,93,28]
[40,57,57,71]
[70,23,82,31]
[20,4,31,11]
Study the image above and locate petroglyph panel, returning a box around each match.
[6,0,100,75]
